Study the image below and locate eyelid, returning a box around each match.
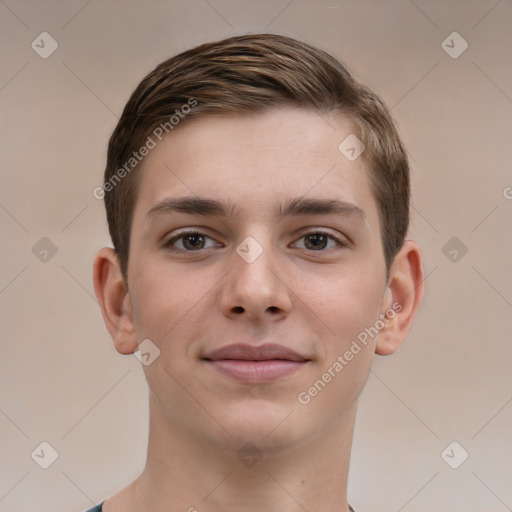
[163,227,349,252]
[163,228,221,249]
[291,229,348,249]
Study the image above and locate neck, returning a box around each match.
[112,397,357,512]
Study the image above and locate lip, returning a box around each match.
[203,343,309,382]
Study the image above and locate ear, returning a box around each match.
[93,247,138,355]
[375,240,425,356]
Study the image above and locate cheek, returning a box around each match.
[296,272,381,417]
[129,262,205,340]
[304,264,384,344]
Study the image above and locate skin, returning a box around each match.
[93,107,424,512]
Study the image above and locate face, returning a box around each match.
[125,108,390,451]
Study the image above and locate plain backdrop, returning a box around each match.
[1,1,511,511]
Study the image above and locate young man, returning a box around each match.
[90,33,424,512]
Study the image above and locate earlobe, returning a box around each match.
[375,240,425,356]
[93,248,139,355]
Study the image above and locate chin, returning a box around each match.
[218,399,305,450]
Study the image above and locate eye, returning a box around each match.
[163,229,346,253]
[164,231,220,251]
[293,231,346,251]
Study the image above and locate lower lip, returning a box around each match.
[207,359,307,382]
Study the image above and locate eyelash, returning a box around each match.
[163,229,347,253]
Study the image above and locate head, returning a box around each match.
[93,34,423,457]
[101,33,410,281]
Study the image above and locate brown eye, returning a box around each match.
[293,231,345,251]
[181,233,206,250]
[304,233,328,250]
[165,232,219,251]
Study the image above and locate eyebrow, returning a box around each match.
[145,196,366,221]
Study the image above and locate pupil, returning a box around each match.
[184,234,204,250]
[307,234,327,250]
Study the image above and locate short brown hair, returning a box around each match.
[103,33,410,279]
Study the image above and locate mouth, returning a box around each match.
[202,343,309,382]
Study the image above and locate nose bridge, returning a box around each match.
[220,232,292,319]
[236,236,275,288]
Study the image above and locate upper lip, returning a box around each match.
[203,343,308,362]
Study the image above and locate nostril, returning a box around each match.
[232,306,244,314]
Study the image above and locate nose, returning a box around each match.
[219,237,293,323]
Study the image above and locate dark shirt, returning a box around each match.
[85,503,104,512]
[86,502,356,511]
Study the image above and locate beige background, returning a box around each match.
[1,1,511,511]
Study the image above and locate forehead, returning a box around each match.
[132,108,378,225]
